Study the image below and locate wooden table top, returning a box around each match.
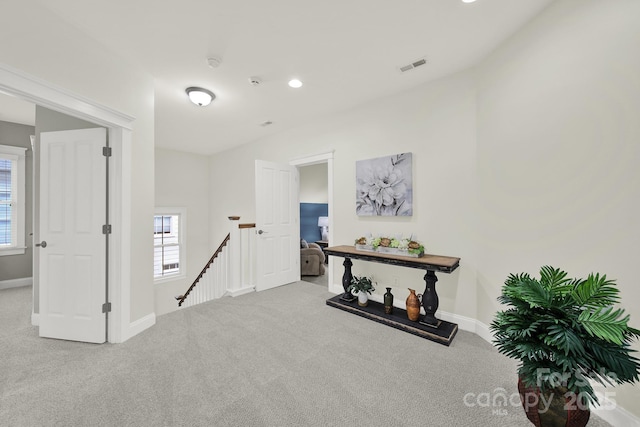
[324,245,460,273]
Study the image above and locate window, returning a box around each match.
[154,216,171,234]
[154,208,186,281]
[0,145,27,256]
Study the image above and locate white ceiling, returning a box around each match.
[3,0,554,155]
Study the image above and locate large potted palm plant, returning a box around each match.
[490,266,640,427]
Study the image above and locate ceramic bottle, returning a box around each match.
[406,288,421,321]
[384,287,394,314]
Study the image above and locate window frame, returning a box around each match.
[0,144,27,256]
[153,207,187,283]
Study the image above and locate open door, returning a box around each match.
[255,160,299,292]
[38,128,107,343]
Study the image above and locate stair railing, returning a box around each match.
[176,216,256,307]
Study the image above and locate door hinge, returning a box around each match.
[102,224,112,234]
[102,146,112,157]
[102,302,112,313]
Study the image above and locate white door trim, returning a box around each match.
[0,62,134,343]
[0,63,134,130]
[289,152,338,294]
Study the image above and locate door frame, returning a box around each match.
[289,152,338,294]
[0,63,134,343]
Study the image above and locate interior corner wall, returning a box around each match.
[475,0,640,417]
[0,120,35,282]
[1,1,156,325]
[209,69,479,321]
[154,148,210,316]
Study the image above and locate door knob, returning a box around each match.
[35,241,47,248]
[257,230,268,235]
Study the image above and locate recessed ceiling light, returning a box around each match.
[462,0,477,3]
[288,79,303,88]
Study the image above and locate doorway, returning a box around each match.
[290,152,334,291]
[0,65,134,343]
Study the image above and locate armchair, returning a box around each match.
[300,241,326,276]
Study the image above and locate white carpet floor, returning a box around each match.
[0,284,613,427]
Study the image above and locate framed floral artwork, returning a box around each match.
[356,152,412,216]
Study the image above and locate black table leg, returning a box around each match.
[419,270,440,327]
[339,257,356,302]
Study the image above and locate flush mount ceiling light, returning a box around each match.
[185,87,215,106]
[462,0,477,3]
[288,79,303,88]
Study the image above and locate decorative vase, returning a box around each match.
[357,292,369,307]
[406,288,421,321]
[518,378,590,427]
[384,287,394,314]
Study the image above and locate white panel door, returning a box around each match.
[39,128,107,343]
[255,160,299,292]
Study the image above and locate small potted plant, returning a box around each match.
[490,266,640,427]
[354,236,374,252]
[348,276,375,307]
[372,237,394,254]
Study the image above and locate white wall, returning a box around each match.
[475,0,640,417]
[299,163,328,203]
[0,121,34,282]
[154,148,210,315]
[207,0,640,418]
[209,70,479,321]
[0,1,155,323]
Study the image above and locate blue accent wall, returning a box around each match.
[300,203,328,243]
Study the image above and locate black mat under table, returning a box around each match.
[326,294,458,346]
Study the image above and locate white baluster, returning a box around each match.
[218,251,225,298]
[209,264,214,300]
[216,252,222,299]
[239,229,245,288]
[229,217,241,295]
[204,270,209,303]
[249,228,257,288]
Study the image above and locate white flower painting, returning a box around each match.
[356,153,413,216]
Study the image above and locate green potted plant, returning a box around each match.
[490,266,640,427]
[348,275,375,307]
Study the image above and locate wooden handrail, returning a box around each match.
[176,233,231,307]
[238,223,255,229]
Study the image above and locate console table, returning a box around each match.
[324,245,460,346]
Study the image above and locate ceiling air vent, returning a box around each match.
[399,57,427,73]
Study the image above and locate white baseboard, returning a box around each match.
[329,283,343,295]
[126,312,156,340]
[226,286,255,297]
[31,311,155,342]
[472,318,493,343]
[592,391,640,426]
[0,277,32,290]
[437,310,482,335]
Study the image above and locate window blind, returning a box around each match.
[153,214,181,278]
[0,157,15,247]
